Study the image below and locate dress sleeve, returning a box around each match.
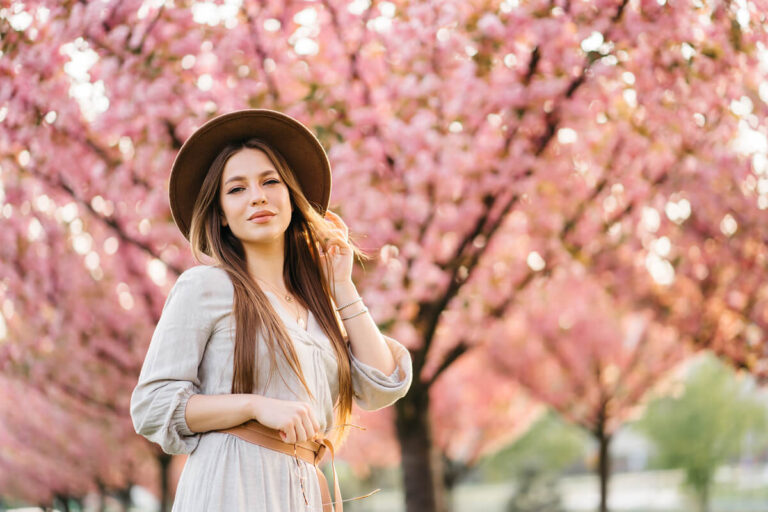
[349,335,413,411]
[130,267,220,455]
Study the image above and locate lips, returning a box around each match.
[248,210,276,222]
[248,211,274,220]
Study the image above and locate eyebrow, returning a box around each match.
[223,170,278,186]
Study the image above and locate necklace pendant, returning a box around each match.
[298,317,305,329]
[285,295,293,303]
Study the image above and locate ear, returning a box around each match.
[220,211,228,227]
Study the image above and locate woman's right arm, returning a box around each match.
[130,267,223,455]
[131,266,320,450]
[185,393,321,444]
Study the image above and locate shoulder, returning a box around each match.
[171,265,233,298]
[178,264,231,283]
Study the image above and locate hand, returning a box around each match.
[252,396,321,444]
[319,210,354,285]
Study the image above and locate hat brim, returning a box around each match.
[169,109,331,240]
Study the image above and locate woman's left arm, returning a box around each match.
[322,211,413,410]
[334,280,397,375]
[335,279,413,410]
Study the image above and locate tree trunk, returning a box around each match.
[157,452,173,512]
[597,431,612,512]
[442,457,470,512]
[53,495,71,512]
[395,385,447,512]
[96,480,107,512]
[114,486,132,511]
[698,481,710,512]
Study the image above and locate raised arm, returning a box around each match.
[321,211,414,411]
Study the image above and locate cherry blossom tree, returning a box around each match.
[488,273,688,512]
[2,1,767,511]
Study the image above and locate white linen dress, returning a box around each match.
[130,265,413,511]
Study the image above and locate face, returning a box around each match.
[219,148,293,248]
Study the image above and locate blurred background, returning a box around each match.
[2,0,768,511]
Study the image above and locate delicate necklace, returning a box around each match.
[255,277,306,329]
[256,277,293,302]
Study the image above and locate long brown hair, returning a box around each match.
[188,138,355,443]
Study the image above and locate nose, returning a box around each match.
[250,184,267,205]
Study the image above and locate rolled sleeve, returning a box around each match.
[130,267,220,455]
[132,381,200,454]
[350,335,413,411]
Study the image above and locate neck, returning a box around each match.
[243,237,286,288]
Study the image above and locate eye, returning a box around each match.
[264,178,280,185]
[226,186,245,194]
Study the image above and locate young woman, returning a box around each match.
[130,109,413,511]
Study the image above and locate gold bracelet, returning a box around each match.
[340,307,368,321]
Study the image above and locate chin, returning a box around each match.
[232,227,285,246]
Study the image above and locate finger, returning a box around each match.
[323,216,340,231]
[323,240,348,256]
[324,211,348,235]
[294,420,308,443]
[337,224,349,239]
[324,210,341,222]
[310,414,321,437]
[331,228,347,240]
[320,236,334,250]
[330,212,348,233]
[304,410,321,441]
[280,427,295,444]
[300,414,316,442]
[327,233,349,247]
[319,239,346,255]
[323,230,346,245]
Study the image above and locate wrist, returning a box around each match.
[249,394,265,421]
[332,280,358,304]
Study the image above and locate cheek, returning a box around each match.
[277,190,293,224]
[282,188,293,209]
[271,186,291,210]
[219,196,236,224]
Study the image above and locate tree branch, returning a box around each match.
[427,342,469,387]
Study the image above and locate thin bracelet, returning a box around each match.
[341,307,368,321]
[335,297,363,312]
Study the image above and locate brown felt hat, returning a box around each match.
[169,109,332,240]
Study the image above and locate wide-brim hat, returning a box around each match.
[169,109,332,240]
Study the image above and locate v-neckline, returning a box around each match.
[263,290,312,333]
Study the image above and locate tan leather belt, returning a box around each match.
[217,420,371,511]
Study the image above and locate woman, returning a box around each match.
[130,109,413,511]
